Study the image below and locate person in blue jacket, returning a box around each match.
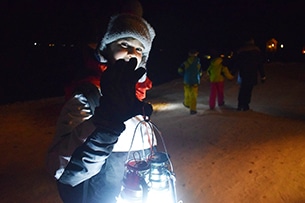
[178,49,202,114]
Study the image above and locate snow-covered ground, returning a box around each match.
[1,62,305,203]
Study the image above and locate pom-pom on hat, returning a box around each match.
[99,12,155,69]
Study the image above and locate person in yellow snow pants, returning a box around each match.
[178,49,202,115]
[183,84,198,114]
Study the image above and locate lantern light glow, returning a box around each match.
[116,120,180,203]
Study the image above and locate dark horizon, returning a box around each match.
[1,0,305,104]
[3,0,305,49]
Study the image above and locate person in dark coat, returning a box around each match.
[234,38,266,111]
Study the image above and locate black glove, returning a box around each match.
[93,58,153,134]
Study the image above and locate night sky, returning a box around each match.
[2,0,305,50]
[1,0,305,103]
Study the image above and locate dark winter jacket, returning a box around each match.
[234,43,265,85]
[58,123,121,186]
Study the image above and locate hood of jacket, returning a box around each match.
[210,57,223,66]
[187,55,197,64]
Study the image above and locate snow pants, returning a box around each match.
[209,81,224,109]
[183,84,198,111]
[238,83,254,109]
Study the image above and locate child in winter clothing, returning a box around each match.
[207,55,234,109]
[46,2,156,202]
[178,49,202,114]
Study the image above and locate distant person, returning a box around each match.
[234,37,266,111]
[207,51,234,109]
[46,2,156,202]
[178,49,202,114]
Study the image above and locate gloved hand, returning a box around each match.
[93,58,153,134]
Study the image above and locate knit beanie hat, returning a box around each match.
[99,13,155,68]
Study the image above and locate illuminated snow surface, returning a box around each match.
[1,62,305,203]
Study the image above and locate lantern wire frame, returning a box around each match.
[117,118,180,203]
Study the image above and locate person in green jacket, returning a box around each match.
[178,49,202,114]
[207,53,234,109]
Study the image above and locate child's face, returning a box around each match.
[109,37,144,69]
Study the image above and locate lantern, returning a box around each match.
[116,121,179,203]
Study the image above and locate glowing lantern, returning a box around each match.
[116,121,179,203]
